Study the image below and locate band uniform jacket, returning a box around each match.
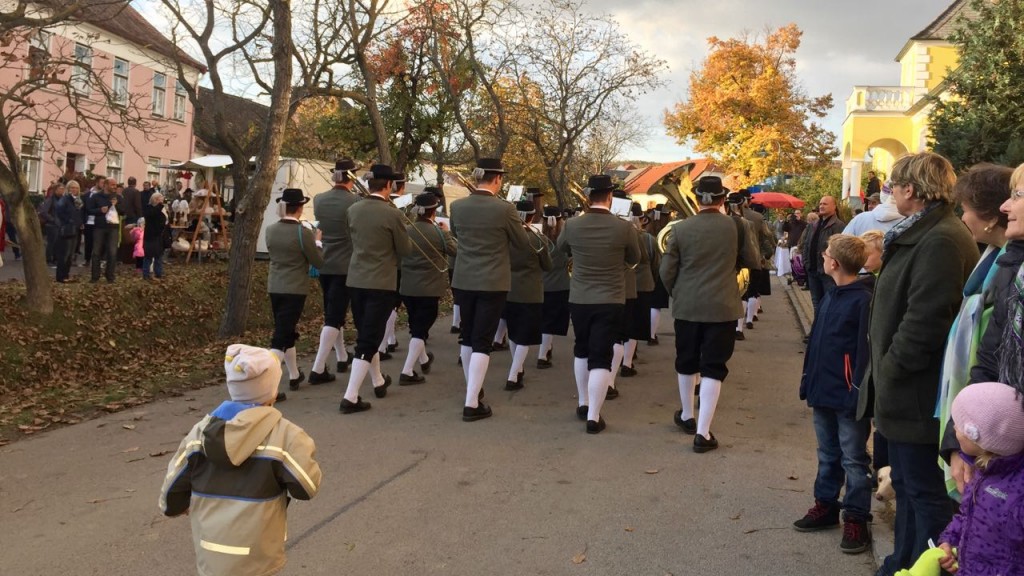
[557,210,641,305]
[400,220,457,298]
[265,220,324,295]
[313,187,361,275]
[543,246,571,292]
[636,231,659,293]
[623,225,647,299]
[660,210,748,323]
[450,192,531,292]
[743,207,775,264]
[159,404,322,576]
[508,235,553,303]
[346,196,412,291]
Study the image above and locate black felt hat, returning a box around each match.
[476,157,505,173]
[277,188,310,205]
[695,176,726,197]
[612,188,630,199]
[726,192,746,205]
[414,193,439,210]
[630,202,643,217]
[335,158,358,172]
[543,206,563,219]
[423,186,443,198]
[393,172,407,184]
[515,200,536,214]
[586,174,614,193]
[369,164,401,181]
[525,187,543,197]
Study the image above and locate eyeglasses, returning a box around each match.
[823,251,833,260]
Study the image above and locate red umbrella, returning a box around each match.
[750,191,805,209]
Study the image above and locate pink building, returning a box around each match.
[1,3,205,193]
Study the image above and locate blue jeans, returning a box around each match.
[807,272,836,317]
[877,441,955,576]
[142,256,163,279]
[812,407,872,520]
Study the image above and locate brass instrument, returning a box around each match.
[656,218,750,294]
[569,181,589,210]
[345,170,370,198]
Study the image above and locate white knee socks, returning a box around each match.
[312,326,340,373]
[508,341,529,381]
[284,347,299,379]
[697,377,723,437]
[745,298,757,324]
[623,339,637,368]
[452,304,461,328]
[587,368,611,422]
[402,337,426,376]
[609,343,624,389]
[271,348,285,363]
[418,342,429,363]
[465,352,490,408]
[335,328,348,362]
[574,357,589,406]
[385,309,398,346]
[493,318,508,345]
[677,373,697,420]
[343,358,371,402]
[370,353,385,387]
[460,345,473,383]
[650,308,660,339]
[539,334,553,359]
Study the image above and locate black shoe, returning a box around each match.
[605,386,619,400]
[421,351,435,374]
[793,501,840,532]
[620,365,637,378]
[373,375,392,398]
[289,369,305,391]
[735,331,746,341]
[839,518,871,554]
[308,369,336,385]
[648,336,659,346]
[378,351,393,361]
[450,326,460,334]
[339,396,371,413]
[753,314,759,322]
[586,418,606,434]
[673,410,697,435]
[693,433,719,453]
[576,405,588,421]
[457,355,462,366]
[462,402,492,422]
[491,341,507,351]
[275,392,288,402]
[399,372,425,385]
[387,342,398,353]
[337,354,353,374]
[504,372,524,391]
[745,321,754,330]
[536,358,552,369]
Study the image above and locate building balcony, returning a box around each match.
[845,86,928,115]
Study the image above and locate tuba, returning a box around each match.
[656,216,750,295]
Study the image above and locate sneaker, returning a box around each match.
[399,372,425,385]
[793,501,840,532]
[337,357,352,373]
[373,375,392,398]
[745,321,754,330]
[308,369,336,385]
[620,365,637,377]
[463,402,492,422]
[735,331,746,341]
[586,418,606,434]
[673,410,697,435]
[693,432,719,453]
[339,396,371,413]
[289,369,305,391]
[421,352,435,374]
[576,405,588,421]
[605,387,619,400]
[840,518,871,554]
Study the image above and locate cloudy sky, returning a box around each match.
[591,0,945,162]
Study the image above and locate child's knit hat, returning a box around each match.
[224,344,280,404]
[952,382,1024,456]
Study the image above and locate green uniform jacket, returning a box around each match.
[857,204,979,444]
[313,186,361,275]
[623,226,647,298]
[557,209,641,305]
[266,219,324,295]
[450,192,531,292]
[660,211,745,323]
[346,196,412,291]
[543,243,571,292]
[400,220,457,298]
[636,231,659,292]
[508,235,552,303]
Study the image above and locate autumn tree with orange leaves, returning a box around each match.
[664,24,837,188]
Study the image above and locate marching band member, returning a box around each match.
[621,202,658,377]
[538,206,570,369]
[505,200,552,390]
[339,164,412,414]
[607,196,647,396]
[558,175,641,434]
[398,191,456,384]
[379,173,408,359]
[648,204,672,345]
[450,158,532,421]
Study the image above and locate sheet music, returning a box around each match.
[393,193,414,209]
[611,197,632,217]
[505,185,525,203]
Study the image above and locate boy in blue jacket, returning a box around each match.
[794,234,873,554]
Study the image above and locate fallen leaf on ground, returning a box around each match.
[121,424,136,430]
[624,526,635,532]
[572,543,588,565]
[788,475,798,480]
[149,450,172,457]
[645,469,659,475]
[121,446,139,453]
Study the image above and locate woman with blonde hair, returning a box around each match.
[856,151,980,576]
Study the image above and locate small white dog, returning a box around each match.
[874,466,894,501]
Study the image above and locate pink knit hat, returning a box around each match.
[952,382,1024,456]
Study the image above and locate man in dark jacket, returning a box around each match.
[89,178,120,283]
[803,196,845,315]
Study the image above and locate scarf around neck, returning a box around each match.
[882,200,942,251]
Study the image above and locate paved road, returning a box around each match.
[0,286,875,576]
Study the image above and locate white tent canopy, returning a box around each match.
[158,155,257,172]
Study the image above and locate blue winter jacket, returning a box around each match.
[800,281,872,415]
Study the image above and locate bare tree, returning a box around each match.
[575,99,651,180]
[161,0,293,338]
[0,0,165,314]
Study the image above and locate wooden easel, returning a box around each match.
[185,189,230,263]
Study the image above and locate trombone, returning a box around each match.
[345,170,370,198]
[569,181,589,210]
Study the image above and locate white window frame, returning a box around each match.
[71,43,92,95]
[106,151,123,183]
[173,80,186,122]
[152,72,166,117]
[147,157,161,183]
[112,57,129,107]
[28,30,51,79]
[20,137,43,194]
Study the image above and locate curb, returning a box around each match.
[782,279,812,337]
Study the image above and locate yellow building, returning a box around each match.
[840,0,977,204]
